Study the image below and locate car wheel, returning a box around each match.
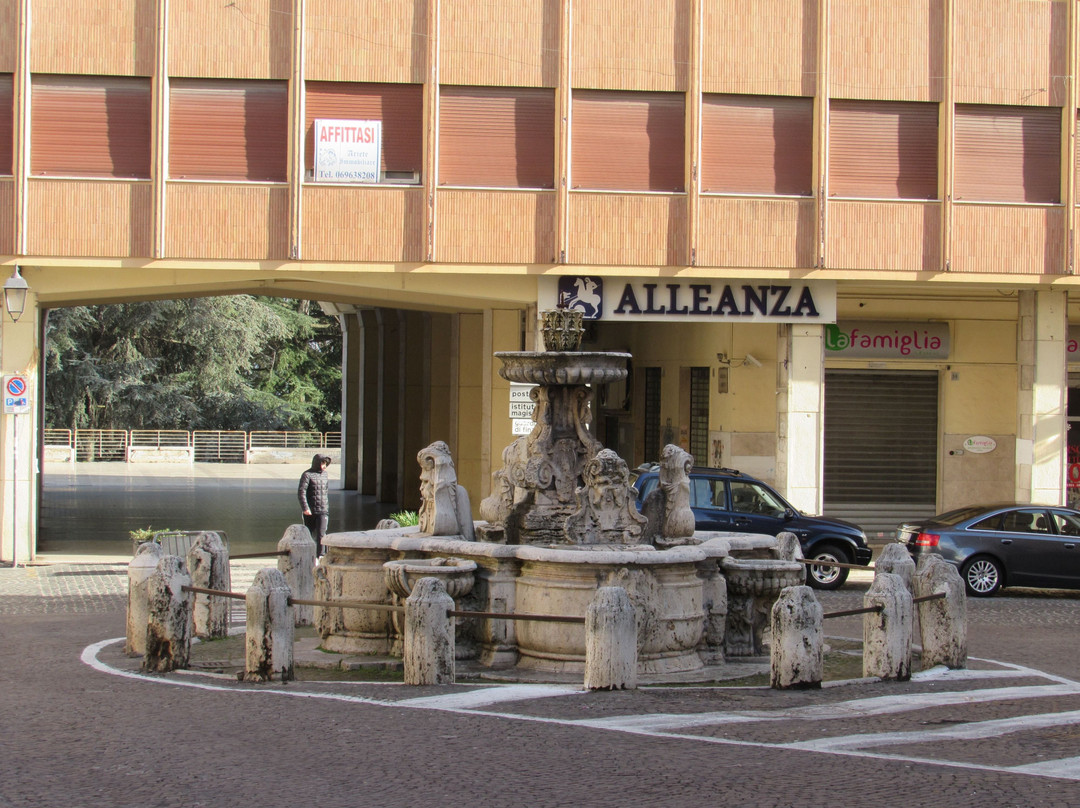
[960,555,1003,597]
[806,544,850,590]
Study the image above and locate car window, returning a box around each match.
[729,481,786,517]
[999,509,1050,534]
[635,476,657,499]
[970,514,1002,531]
[691,478,724,509]
[1051,510,1080,536]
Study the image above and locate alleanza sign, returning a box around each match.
[825,322,950,359]
[538,276,836,323]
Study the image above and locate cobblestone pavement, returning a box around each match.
[3,564,1080,807]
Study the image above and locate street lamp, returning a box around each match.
[3,267,28,323]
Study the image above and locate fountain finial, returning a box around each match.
[540,307,585,352]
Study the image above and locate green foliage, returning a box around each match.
[389,510,420,526]
[45,297,342,433]
[129,526,165,543]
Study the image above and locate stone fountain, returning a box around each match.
[316,309,798,678]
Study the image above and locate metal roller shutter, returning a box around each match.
[701,94,812,196]
[438,86,555,188]
[571,89,684,192]
[829,99,937,200]
[169,79,287,182]
[955,104,1060,203]
[32,74,151,178]
[824,370,939,536]
[304,81,422,176]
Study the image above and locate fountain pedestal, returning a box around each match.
[721,558,804,657]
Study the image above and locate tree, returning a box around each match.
[44,296,342,433]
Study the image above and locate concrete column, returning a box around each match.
[0,290,39,566]
[126,542,164,656]
[244,567,295,682]
[376,308,403,503]
[914,555,967,670]
[404,577,455,685]
[340,310,362,491]
[862,572,913,681]
[770,585,823,689]
[359,308,379,497]
[776,324,825,515]
[277,523,316,626]
[584,586,637,690]
[143,556,193,673]
[1016,289,1067,505]
[186,531,231,638]
[874,542,917,594]
[401,310,431,512]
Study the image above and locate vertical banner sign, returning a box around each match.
[3,375,29,414]
[314,119,382,183]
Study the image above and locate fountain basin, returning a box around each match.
[494,351,631,385]
[319,528,781,675]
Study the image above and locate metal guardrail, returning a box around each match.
[43,429,341,462]
[74,429,129,461]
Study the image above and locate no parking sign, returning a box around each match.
[4,375,29,413]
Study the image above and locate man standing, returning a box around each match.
[298,453,332,555]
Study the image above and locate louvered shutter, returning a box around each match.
[572,90,684,192]
[32,74,151,178]
[438,86,554,188]
[170,79,287,182]
[701,94,812,195]
[829,100,938,199]
[305,82,422,176]
[955,105,1060,203]
[0,74,12,175]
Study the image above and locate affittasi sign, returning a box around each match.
[538,276,836,323]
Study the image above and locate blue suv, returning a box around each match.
[630,464,873,589]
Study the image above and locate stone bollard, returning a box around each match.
[776,531,804,562]
[126,541,164,656]
[914,555,967,670]
[862,572,913,681]
[142,556,193,673]
[403,577,455,685]
[874,543,917,594]
[186,531,231,638]
[585,586,638,690]
[244,567,295,682]
[277,524,316,627]
[770,585,823,689]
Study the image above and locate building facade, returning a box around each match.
[2,0,1079,562]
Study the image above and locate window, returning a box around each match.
[730,481,787,518]
[643,366,662,462]
[572,90,684,192]
[954,105,1060,203]
[701,94,812,196]
[1052,510,1080,536]
[689,366,709,463]
[829,100,937,199]
[305,81,422,182]
[170,79,287,182]
[0,74,12,176]
[439,86,554,188]
[32,74,151,178]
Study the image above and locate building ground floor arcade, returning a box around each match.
[1,264,1078,562]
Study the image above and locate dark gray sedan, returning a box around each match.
[897,504,1080,597]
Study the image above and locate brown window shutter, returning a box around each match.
[0,74,11,175]
[829,100,938,200]
[305,82,423,176]
[170,79,287,182]
[955,105,1060,204]
[31,74,151,178]
[438,86,555,189]
[572,90,685,192]
[701,94,812,196]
